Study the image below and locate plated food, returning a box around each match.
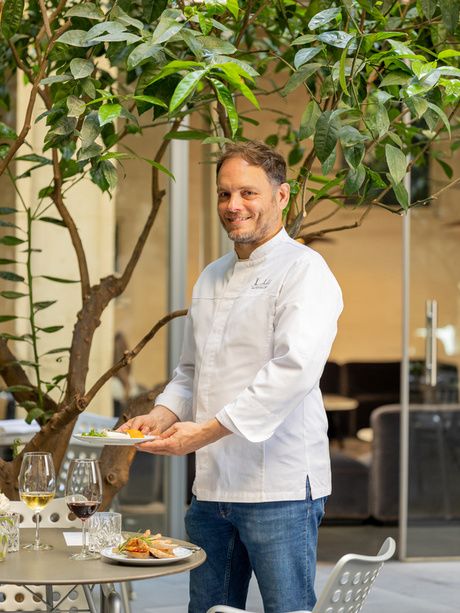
[117,530,177,559]
[73,429,158,446]
[100,530,197,566]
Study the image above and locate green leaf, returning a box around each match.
[344,165,366,195]
[281,63,322,96]
[40,325,64,333]
[169,70,206,113]
[438,49,460,60]
[393,181,409,210]
[163,130,208,141]
[343,144,365,169]
[308,8,341,30]
[101,160,118,190]
[1,290,27,299]
[366,167,386,189]
[426,101,451,137]
[380,72,410,87]
[0,121,17,140]
[439,0,460,34]
[291,34,317,46]
[41,275,80,283]
[1,0,25,39]
[321,149,336,175]
[299,101,321,140]
[141,157,175,180]
[435,157,453,179]
[317,31,353,49]
[80,112,101,147]
[56,29,92,47]
[294,47,321,70]
[199,36,237,56]
[365,101,389,138]
[0,235,25,246]
[6,384,36,393]
[0,258,16,265]
[78,143,103,161]
[420,0,437,19]
[0,270,24,282]
[0,207,16,215]
[38,216,66,227]
[25,407,44,424]
[151,14,183,45]
[51,116,77,136]
[385,144,407,185]
[142,0,168,23]
[111,6,144,30]
[70,58,94,80]
[127,42,164,71]
[98,103,123,127]
[226,0,240,19]
[0,315,17,322]
[66,3,104,20]
[131,95,168,109]
[209,78,238,137]
[40,74,73,85]
[33,300,57,311]
[314,111,340,163]
[339,43,351,96]
[66,95,86,118]
[339,126,368,147]
[43,347,70,355]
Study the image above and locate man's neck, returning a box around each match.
[234,226,283,260]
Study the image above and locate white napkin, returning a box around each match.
[63,532,83,546]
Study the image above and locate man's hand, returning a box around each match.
[118,404,179,436]
[135,418,231,455]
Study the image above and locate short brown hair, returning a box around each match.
[216,140,287,185]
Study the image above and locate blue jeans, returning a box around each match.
[185,481,326,613]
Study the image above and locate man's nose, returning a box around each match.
[226,193,243,210]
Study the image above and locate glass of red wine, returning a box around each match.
[65,458,103,560]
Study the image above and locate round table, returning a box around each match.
[323,394,358,446]
[1,528,206,612]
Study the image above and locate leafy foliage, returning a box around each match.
[0,0,460,425]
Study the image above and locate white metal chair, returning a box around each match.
[2,499,93,612]
[207,536,396,613]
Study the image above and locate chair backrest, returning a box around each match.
[9,497,79,528]
[2,499,87,612]
[312,537,396,613]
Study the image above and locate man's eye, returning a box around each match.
[242,190,255,197]
[218,192,229,199]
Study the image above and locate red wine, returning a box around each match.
[67,501,99,520]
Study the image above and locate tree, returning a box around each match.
[0,0,459,501]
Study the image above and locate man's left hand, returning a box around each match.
[135,419,230,455]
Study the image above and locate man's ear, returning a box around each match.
[277,182,291,210]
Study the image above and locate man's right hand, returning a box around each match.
[118,404,179,436]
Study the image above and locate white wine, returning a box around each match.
[20,492,55,511]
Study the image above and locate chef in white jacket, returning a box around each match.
[121,141,343,613]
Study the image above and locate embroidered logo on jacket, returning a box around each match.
[250,277,271,290]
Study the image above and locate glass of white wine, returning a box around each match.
[65,458,102,560]
[19,451,56,551]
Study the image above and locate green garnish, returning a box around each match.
[81,428,107,437]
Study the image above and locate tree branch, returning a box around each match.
[297,204,372,242]
[0,338,57,414]
[38,0,52,39]
[82,309,187,408]
[51,149,91,300]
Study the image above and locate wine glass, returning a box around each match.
[18,451,56,550]
[65,458,102,560]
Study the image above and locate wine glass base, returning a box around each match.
[69,551,100,561]
[23,543,53,551]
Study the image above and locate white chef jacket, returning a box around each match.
[155,228,343,502]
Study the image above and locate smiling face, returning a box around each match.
[217,156,290,259]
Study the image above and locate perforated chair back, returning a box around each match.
[311,537,396,613]
[9,498,79,528]
[2,499,89,611]
[206,537,396,613]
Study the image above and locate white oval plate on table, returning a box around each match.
[100,546,194,565]
[72,434,158,446]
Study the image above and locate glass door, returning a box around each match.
[401,162,460,559]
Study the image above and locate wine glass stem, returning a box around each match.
[81,520,87,556]
[34,511,41,549]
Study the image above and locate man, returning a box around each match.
[121,141,343,613]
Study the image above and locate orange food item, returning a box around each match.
[126,429,144,438]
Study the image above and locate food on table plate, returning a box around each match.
[81,428,145,439]
[116,530,177,559]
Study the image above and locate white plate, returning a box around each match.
[100,546,194,565]
[72,434,158,446]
